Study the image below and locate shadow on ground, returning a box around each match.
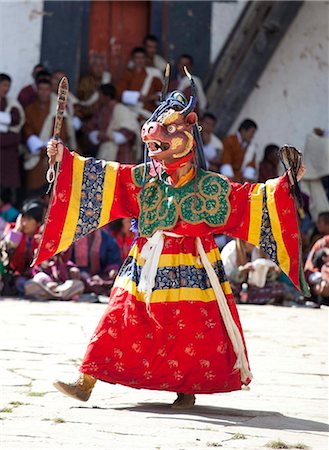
[73,403,329,433]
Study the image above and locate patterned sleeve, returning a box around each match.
[215,175,309,296]
[33,148,140,265]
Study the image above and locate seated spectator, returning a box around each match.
[24,252,84,301]
[65,228,122,297]
[309,212,329,247]
[18,65,50,109]
[109,218,135,260]
[117,47,163,121]
[200,112,223,171]
[0,187,19,223]
[221,238,302,305]
[22,78,71,196]
[143,34,167,73]
[170,54,207,114]
[85,84,139,163]
[258,144,280,182]
[304,235,329,306]
[220,119,258,182]
[76,54,111,122]
[0,73,25,205]
[0,199,45,296]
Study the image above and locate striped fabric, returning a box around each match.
[33,150,119,265]
[114,236,232,305]
[243,177,309,295]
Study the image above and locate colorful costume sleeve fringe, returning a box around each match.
[216,176,309,296]
[33,148,139,266]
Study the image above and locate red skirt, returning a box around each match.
[80,235,250,394]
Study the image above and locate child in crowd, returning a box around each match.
[24,253,84,301]
[109,218,135,261]
[0,199,44,296]
[0,187,19,223]
[66,227,122,297]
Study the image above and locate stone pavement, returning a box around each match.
[0,299,328,450]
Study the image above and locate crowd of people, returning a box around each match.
[1,34,328,306]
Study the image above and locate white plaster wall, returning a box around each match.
[0,0,43,98]
[210,0,246,63]
[230,1,329,161]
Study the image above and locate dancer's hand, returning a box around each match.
[47,139,64,163]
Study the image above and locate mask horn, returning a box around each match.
[160,63,171,101]
[181,66,197,116]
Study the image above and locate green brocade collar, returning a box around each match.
[132,164,231,237]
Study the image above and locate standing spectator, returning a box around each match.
[0,73,25,204]
[50,70,78,149]
[170,54,207,114]
[23,78,69,195]
[76,54,112,155]
[258,144,280,182]
[200,112,223,172]
[117,47,163,121]
[220,119,258,182]
[76,54,111,122]
[17,64,48,109]
[86,84,139,163]
[300,128,329,221]
[143,34,167,73]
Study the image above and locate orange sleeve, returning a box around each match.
[116,70,132,102]
[220,136,234,165]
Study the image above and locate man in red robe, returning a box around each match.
[37,82,307,409]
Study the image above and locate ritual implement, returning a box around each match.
[46,76,69,184]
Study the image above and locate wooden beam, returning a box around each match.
[206,1,304,138]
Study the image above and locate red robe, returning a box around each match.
[34,148,308,394]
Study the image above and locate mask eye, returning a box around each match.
[167,125,176,133]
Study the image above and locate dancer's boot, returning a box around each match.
[53,373,96,402]
[171,393,196,409]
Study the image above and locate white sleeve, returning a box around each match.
[0,111,11,125]
[242,166,257,180]
[220,163,234,178]
[122,90,140,106]
[112,131,128,145]
[27,135,44,154]
[88,130,100,146]
[72,116,82,130]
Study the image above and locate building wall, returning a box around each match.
[230,1,329,160]
[210,0,245,63]
[0,0,43,98]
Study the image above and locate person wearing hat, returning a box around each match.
[0,199,45,295]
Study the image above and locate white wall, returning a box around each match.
[230,1,329,161]
[0,0,43,98]
[210,0,246,63]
